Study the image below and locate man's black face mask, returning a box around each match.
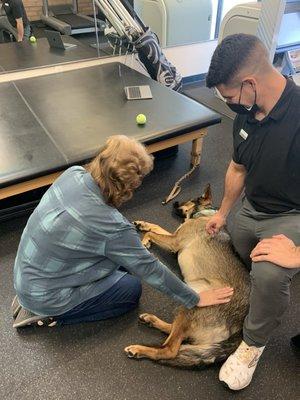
[217,82,259,115]
[227,81,259,115]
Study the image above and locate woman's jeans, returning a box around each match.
[55,274,142,325]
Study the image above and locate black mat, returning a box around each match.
[57,14,95,29]
[0,82,66,185]
[0,117,299,400]
[0,37,96,72]
[0,62,220,189]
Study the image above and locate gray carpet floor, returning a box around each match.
[0,116,299,400]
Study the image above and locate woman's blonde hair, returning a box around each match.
[87,135,154,207]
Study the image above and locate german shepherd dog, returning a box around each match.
[124,185,250,368]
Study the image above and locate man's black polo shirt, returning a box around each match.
[2,0,29,28]
[233,77,300,213]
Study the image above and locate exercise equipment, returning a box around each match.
[93,0,182,90]
[41,0,98,35]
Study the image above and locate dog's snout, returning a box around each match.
[173,202,185,217]
[175,209,184,217]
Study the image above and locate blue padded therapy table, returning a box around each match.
[0,62,221,211]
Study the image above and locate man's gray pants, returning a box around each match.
[230,198,300,347]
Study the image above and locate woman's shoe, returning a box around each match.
[11,295,22,319]
[12,307,56,328]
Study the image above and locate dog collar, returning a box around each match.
[192,208,218,218]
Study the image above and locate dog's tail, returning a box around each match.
[158,331,242,369]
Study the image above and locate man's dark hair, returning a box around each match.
[206,34,268,88]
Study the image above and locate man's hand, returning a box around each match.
[250,234,300,269]
[205,211,226,236]
[197,287,234,307]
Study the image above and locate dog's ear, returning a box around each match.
[202,184,212,202]
[197,184,213,207]
[173,201,179,209]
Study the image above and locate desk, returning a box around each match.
[0,62,221,200]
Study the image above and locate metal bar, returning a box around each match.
[43,0,49,18]
[110,0,143,33]
[73,0,78,15]
[94,0,126,37]
[92,0,100,57]
[214,0,224,39]
[122,0,147,31]
[109,0,135,27]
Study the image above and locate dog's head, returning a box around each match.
[173,184,217,220]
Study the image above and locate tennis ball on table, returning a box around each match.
[29,36,37,43]
[136,114,147,125]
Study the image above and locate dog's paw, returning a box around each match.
[141,234,151,249]
[139,313,155,327]
[133,221,152,232]
[124,345,144,359]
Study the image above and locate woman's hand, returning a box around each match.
[205,212,226,236]
[250,234,300,269]
[197,287,234,307]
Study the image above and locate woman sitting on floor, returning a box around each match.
[12,135,233,328]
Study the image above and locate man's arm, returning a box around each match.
[11,0,25,41]
[219,160,247,217]
[16,17,24,42]
[206,160,246,235]
[104,227,233,308]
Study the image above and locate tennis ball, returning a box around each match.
[136,114,147,125]
[29,36,37,43]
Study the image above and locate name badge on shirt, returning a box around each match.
[239,129,248,140]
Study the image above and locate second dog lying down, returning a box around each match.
[124,185,250,368]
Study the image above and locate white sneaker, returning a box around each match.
[219,340,265,390]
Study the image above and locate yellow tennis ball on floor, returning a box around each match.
[29,36,37,43]
[136,114,147,125]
